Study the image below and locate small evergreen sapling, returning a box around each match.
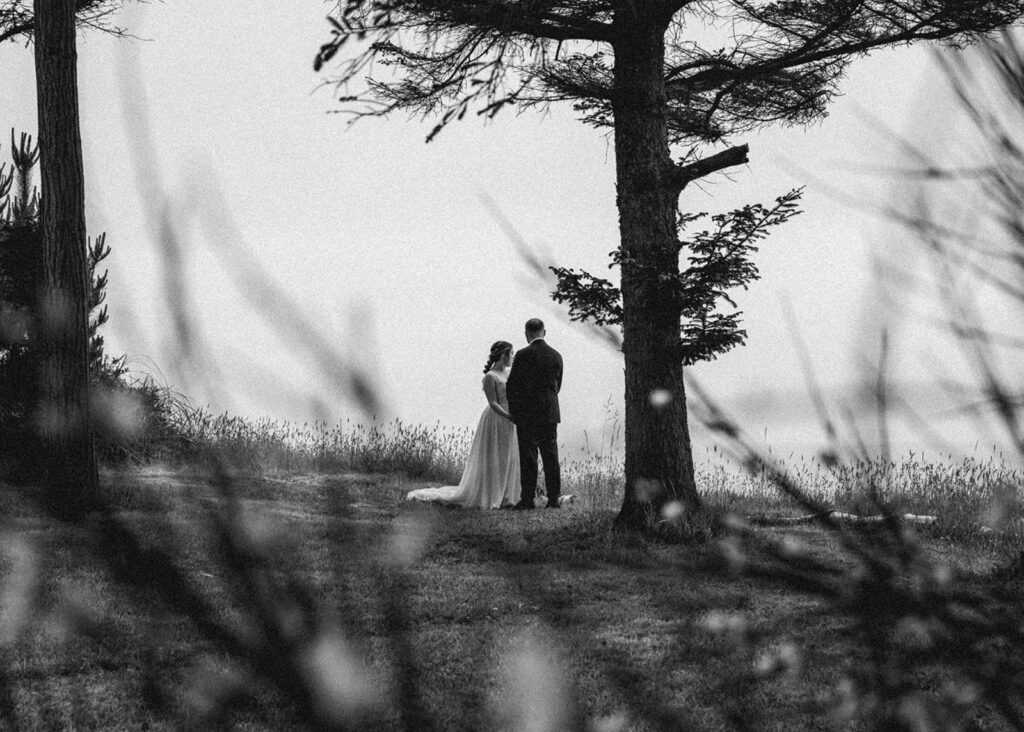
[0,129,121,434]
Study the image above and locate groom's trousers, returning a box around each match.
[516,422,560,506]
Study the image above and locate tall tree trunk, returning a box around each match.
[611,10,699,532]
[34,0,97,512]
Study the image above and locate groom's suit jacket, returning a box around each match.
[506,338,563,426]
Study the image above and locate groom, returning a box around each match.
[507,318,563,509]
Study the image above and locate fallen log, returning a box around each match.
[747,510,938,527]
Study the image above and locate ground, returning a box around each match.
[0,467,1016,730]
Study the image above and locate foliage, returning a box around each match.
[315,1,1024,146]
[551,188,804,364]
[0,0,132,45]
[0,129,122,472]
[685,379,1024,728]
[89,368,190,465]
[686,33,1024,723]
[154,409,475,483]
[0,130,39,224]
[0,130,114,364]
[0,131,44,434]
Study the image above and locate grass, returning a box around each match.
[145,406,475,484]
[1,465,1021,729]
[694,448,1024,542]
[115,400,1024,543]
[5,404,1022,728]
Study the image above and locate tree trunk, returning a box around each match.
[33,0,98,512]
[611,10,700,532]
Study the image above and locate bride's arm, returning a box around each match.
[483,374,512,420]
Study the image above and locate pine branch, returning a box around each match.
[0,0,128,45]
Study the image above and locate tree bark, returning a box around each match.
[33,0,97,512]
[611,7,699,532]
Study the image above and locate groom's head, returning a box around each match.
[525,318,545,343]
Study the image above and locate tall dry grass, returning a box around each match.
[170,409,473,482]
[108,383,1023,544]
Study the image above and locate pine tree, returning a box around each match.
[0,129,115,481]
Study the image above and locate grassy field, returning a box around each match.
[123,405,1024,541]
[2,463,1022,730]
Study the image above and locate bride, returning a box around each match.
[407,341,521,509]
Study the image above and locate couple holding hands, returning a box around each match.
[407,318,563,510]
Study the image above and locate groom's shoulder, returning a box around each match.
[523,339,561,359]
[539,341,562,363]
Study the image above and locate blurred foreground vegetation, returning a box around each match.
[3,370,1023,729]
[1,461,1023,730]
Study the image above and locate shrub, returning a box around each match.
[0,129,120,477]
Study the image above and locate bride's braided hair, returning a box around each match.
[483,341,513,374]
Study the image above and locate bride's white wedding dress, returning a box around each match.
[407,370,521,509]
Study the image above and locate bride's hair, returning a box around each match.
[483,341,513,373]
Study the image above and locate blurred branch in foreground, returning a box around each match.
[688,373,1024,729]
[676,32,1024,727]
[873,30,1024,462]
[116,35,383,424]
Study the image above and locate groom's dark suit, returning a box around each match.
[506,338,563,508]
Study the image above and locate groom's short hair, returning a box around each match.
[525,318,545,334]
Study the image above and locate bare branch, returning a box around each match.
[669,143,749,190]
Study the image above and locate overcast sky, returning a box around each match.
[1,1,1012,463]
